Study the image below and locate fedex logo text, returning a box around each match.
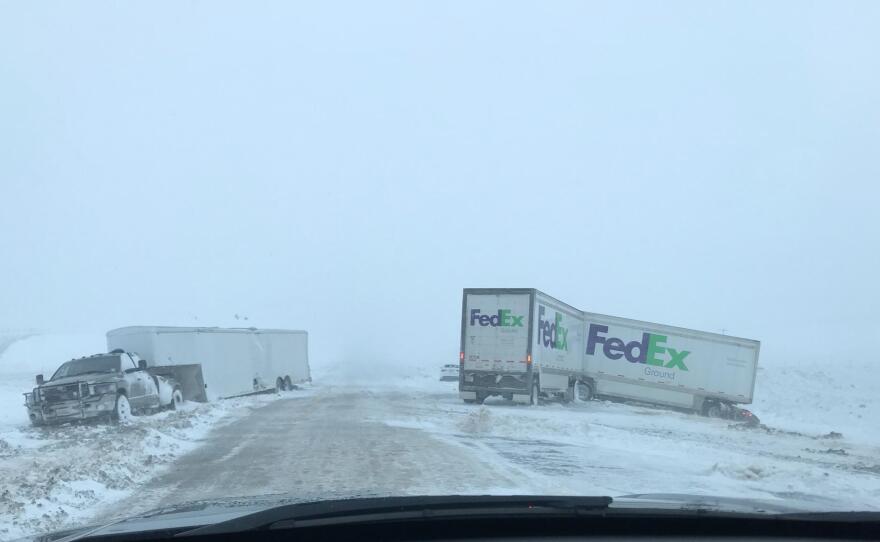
[586,324,689,371]
[469,309,524,327]
[537,305,568,351]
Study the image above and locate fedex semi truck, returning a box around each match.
[459,288,761,418]
[459,289,585,406]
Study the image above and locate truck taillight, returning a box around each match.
[459,352,464,364]
[527,354,532,365]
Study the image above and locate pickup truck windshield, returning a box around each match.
[51,356,120,380]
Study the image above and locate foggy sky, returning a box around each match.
[1,1,878,368]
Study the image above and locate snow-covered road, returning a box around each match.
[96,389,526,521]
[92,380,880,528]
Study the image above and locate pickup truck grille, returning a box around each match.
[41,383,83,403]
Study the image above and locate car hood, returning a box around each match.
[612,493,852,514]
[41,373,120,388]
[15,492,859,542]
[16,494,306,542]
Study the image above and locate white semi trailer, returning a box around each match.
[459,288,760,419]
[107,326,310,400]
[459,289,584,406]
[581,311,759,417]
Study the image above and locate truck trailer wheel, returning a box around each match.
[283,375,293,390]
[276,376,286,392]
[705,402,723,418]
[113,393,132,423]
[576,382,593,402]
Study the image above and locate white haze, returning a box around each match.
[1,1,878,371]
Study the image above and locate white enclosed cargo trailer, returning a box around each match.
[106,326,310,400]
[459,288,760,417]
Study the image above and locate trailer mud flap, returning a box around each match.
[149,364,208,403]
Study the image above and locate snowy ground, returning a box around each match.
[0,393,288,540]
[317,355,880,509]
[0,334,291,540]
[379,382,880,506]
[1,334,878,540]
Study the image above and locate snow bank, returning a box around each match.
[0,333,285,541]
[0,393,283,541]
[753,357,880,445]
[0,333,107,433]
[0,333,107,376]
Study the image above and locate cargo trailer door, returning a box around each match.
[461,291,531,374]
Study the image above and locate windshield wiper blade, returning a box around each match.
[175,495,613,537]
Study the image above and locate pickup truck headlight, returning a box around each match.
[90,383,116,396]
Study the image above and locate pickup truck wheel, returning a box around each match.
[170,388,183,410]
[113,394,132,423]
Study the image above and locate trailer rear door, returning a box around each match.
[461,290,532,373]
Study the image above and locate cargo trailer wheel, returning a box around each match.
[170,388,183,410]
[283,375,293,390]
[276,376,286,391]
[113,393,132,423]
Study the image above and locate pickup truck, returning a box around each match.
[23,350,183,426]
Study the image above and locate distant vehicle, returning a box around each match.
[24,351,183,426]
[440,364,459,381]
[106,326,311,400]
[459,288,760,421]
